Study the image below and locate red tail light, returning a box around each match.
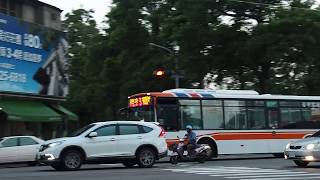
[159,127,166,137]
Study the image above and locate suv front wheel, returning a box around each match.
[137,148,156,168]
[61,150,83,171]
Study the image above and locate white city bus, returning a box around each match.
[123,89,320,157]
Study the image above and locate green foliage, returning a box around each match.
[64,0,320,123]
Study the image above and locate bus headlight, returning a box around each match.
[306,144,315,150]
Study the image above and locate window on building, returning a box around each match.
[51,12,58,21]
[8,0,15,16]
[35,6,44,24]
[0,0,7,14]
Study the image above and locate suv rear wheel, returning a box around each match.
[137,148,156,168]
[123,161,137,168]
[61,150,83,171]
[51,164,63,171]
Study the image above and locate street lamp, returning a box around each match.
[149,43,182,88]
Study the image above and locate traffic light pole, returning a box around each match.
[149,43,182,88]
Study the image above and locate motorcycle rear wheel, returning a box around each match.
[170,156,179,165]
[197,153,207,163]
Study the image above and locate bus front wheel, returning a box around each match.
[198,139,217,158]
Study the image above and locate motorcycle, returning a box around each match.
[169,137,212,164]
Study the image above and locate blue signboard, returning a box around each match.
[0,13,68,97]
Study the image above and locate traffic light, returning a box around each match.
[153,68,166,77]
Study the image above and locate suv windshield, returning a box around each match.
[311,130,320,137]
[68,124,95,137]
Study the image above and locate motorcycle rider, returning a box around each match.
[185,125,197,157]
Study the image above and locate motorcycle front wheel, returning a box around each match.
[197,153,207,163]
[170,156,179,164]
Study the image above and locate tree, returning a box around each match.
[63,9,105,124]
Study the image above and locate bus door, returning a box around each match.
[265,101,282,153]
[156,98,180,131]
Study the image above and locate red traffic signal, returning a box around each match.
[153,69,166,77]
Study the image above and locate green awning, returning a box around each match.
[50,104,78,121]
[0,100,62,122]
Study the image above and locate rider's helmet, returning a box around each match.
[186,125,193,130]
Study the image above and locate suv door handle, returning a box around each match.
[137,136,142,139]
[110,138,116,141]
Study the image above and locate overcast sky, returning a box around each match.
[39,0,320,28]
[39,0,113,27]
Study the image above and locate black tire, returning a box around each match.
[51,164,63,171]
[123,162,136,168]
[294,160,309,167]
[61,150,83,171]
[27,161,37,166]
[197,155,206,163]
[137,148,156,168]
[273,153,284,158]
[198,139,216,158]
[170,156,179,165]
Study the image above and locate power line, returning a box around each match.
[226,0,320,12]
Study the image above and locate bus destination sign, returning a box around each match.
[129,96,152,107]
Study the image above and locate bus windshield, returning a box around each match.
[120,106,155,122]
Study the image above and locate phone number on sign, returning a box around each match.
[0,47,42,63]
[0,70,27,83]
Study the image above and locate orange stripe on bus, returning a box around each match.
[166,132,311,144]
[213,133,306,140]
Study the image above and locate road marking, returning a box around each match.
[162,166,320,180]
[227,173,320,179]
[241,177,320,180]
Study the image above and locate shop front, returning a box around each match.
[0,97,78,139]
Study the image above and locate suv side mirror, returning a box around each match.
[88,132,98,138]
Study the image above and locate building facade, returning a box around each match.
[0,0,77,139]
[0,0,62,30]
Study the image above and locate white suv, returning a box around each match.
[36,121,168,170]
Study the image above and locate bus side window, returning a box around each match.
[157,98,180,131]
[179,100,202,130]
[157,106,180,131]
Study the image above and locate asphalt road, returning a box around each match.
[0,156,320,180]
